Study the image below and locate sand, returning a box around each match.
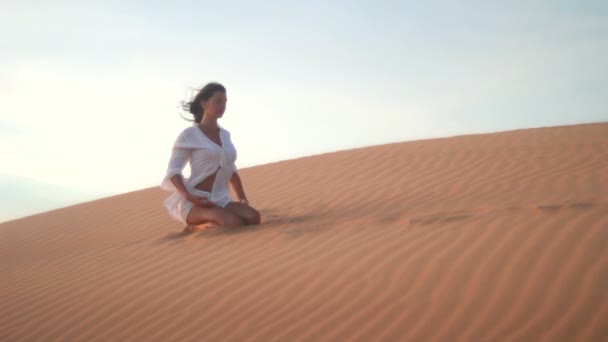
[1,122,607,341]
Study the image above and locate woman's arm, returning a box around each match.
[229,172,249,204]
[163,131,215,207]
[171,174,216,208]
[170,174,191,198]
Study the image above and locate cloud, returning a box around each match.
[0,120,25,138]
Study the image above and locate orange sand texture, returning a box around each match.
[1,123,607,341]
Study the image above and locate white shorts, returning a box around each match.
[163,188,232,224]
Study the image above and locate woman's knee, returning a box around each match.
[246,208,261,225]
[187,207,245,227]
[225,203,261,226]
[221,212,246,227]
[238,206,261,225]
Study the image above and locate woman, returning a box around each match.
[161,82,261,231]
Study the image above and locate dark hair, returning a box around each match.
[182,82,226,123]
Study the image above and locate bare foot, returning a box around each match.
[195,222,222,231]
[182,222,221,234]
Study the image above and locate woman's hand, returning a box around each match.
[187,194,217,208]
[238,198,249,205]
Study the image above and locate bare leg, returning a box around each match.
[186,206,246,228]
[225,202,261,225]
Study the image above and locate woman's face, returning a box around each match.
[202,91,227,119]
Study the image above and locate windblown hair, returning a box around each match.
[182,82,226,123]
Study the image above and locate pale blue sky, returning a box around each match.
[1,1,607,222]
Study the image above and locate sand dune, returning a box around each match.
[1,122,607,341]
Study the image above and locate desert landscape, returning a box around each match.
[1,122,607,341]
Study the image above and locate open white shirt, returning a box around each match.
[161,124,238,193]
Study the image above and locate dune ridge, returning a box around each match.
[1,122,607,341]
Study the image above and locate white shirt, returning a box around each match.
[161,124,238,193]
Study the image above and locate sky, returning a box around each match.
[1,0,607,222]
